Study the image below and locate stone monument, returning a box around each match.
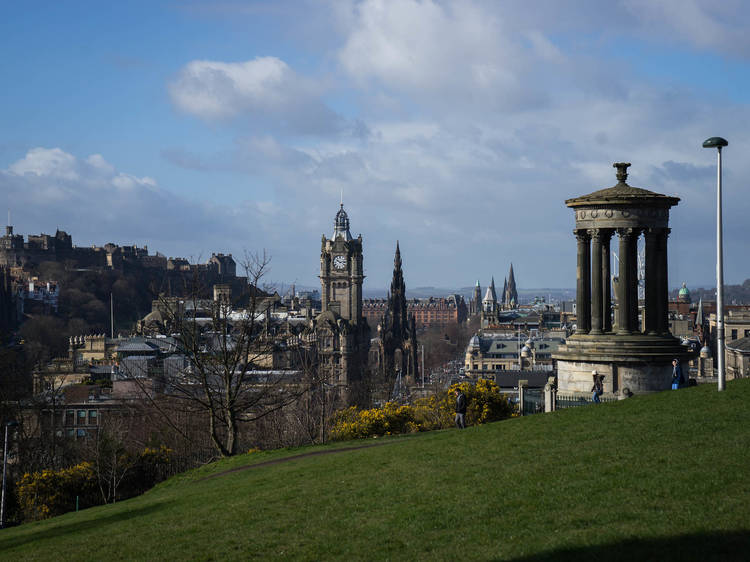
[553,163,694,395]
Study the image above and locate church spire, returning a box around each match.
[506,263,518,307]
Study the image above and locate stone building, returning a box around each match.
[725,336,750,379]
[363,294,467,329]
[553,163,694,395]
[314,204,371,404]
[409,295,467,328]
[464,333,563,377]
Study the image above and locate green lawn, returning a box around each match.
[3,380,750,560]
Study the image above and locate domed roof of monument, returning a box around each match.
[678,282,690,297]
[566,163,680,208]
[469,334,480,347]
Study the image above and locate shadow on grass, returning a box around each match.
[508,530,750,562]
[0,500,171,552]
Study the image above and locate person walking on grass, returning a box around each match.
[671,358,684,390]
[455,388,467,429]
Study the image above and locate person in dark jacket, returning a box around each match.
[591,374,604,403]
[455,389,467,429]
[671,358,684,389]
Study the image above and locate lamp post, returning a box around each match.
[703,136,728,391]
[1,420,19,529]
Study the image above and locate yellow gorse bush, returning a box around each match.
[329,379,513,440]
[16,445,174,522]
[17,462,97,522]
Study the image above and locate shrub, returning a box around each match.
[119,445,172,498]
[17,462,98,522]
[16,445,173,522]
[329,379,513,440]
[329,403,417,440]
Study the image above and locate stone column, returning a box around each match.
[589,229,603,334]
[616,228,636,334]
[628,229,640,333]
[602,230,613,333]
[575,230,591,334]
[657,228,671,334]
[644,228,659,334]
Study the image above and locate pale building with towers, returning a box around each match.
[479,264,520,328]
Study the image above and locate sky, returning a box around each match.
[2,1,750,293]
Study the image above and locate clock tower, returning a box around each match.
[320,203,364,324]
[314,203,370,406]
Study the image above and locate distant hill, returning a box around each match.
[5,379,750,560]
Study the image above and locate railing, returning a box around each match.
[556,393,618,409]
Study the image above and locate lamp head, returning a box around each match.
[703,137,728,148]
[5,421,18,428]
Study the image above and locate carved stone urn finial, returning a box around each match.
[613,162,631,183]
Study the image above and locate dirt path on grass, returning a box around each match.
[197,442,391,482]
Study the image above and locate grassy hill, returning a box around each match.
[3,380,750,560]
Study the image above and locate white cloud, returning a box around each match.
[168,57,344,135]
[338,0,531,110]
[9,147,79,180]
[169,57,294,120]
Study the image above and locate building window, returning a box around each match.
[732,329,738,340]
[65,410,75,426]
[745,330,750,338]
[88,410,98,425]
[78,410,87,424]
[77,429,87,438]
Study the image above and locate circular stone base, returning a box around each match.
[553,333,695,395]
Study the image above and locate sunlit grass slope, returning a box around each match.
[3,380,750,561]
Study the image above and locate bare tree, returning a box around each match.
[139,252,316,457]
[87,414,134,504]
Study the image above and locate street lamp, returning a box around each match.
[703,136,728,391]
[1,420,19,529]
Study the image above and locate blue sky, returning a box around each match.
[2,1,749,292]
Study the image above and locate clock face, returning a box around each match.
[333,255,347,270]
